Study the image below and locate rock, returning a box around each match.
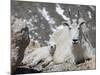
[14,66,42,74]
[43,62,77,72]
[11,18,30,73]
[76,57,96,70]
[43,57,95,72]
[14,57,95,74]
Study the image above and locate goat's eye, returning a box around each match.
[80,22,85,26]
[78,27,80,30]
[69,27,71,30]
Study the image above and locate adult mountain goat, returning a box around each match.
[50,10,94,64]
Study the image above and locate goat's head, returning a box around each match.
[48,41,56,56]
[62,10,86,44]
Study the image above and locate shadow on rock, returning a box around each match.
[13,67,42,74]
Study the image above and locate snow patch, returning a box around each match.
[89,6,95,11]
[56,4,70,20]
[29,34,32,39]
[28,10,32,13]
[34,19,38,22]
[38,36,42,39]
[75,14,78,17]
[34,32,38,36]
[40,24,45,29]
[37,7,55,25]
[49,34,52,38]
[50,25,65,32]
[44,40,49,45]
[37,7,56,32]
[50,25,57,32]
[35,15,38,18]
[88,11,92,19]
[34,40,39,44]
[32,26,38,30]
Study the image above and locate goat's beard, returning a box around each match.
[73,42,80,47]
[72,41,81,50]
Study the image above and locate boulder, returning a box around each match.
[11,18,30,73]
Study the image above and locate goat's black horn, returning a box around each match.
[77,10,80,24]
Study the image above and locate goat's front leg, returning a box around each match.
[65,54,75,64]
[28,56,41,68]
[42,56,53,68]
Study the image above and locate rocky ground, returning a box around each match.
[14,57,95,74]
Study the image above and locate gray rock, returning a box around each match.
[11,18,30,73]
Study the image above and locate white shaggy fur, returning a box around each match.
[22,43,56,67]
[50,26,74,64]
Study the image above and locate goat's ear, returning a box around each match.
[80,21,86,26]
[78,18,86,26]
[62,21,69,26]
[64,23,69,26]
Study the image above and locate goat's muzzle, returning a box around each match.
[72,39,79,44]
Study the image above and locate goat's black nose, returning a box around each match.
[73,39,78,42]
[73,39,78,44]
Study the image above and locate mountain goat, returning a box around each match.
[22,42,56,67]
[50,10,94,64]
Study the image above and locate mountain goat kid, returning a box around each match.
[22,42,56,67]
